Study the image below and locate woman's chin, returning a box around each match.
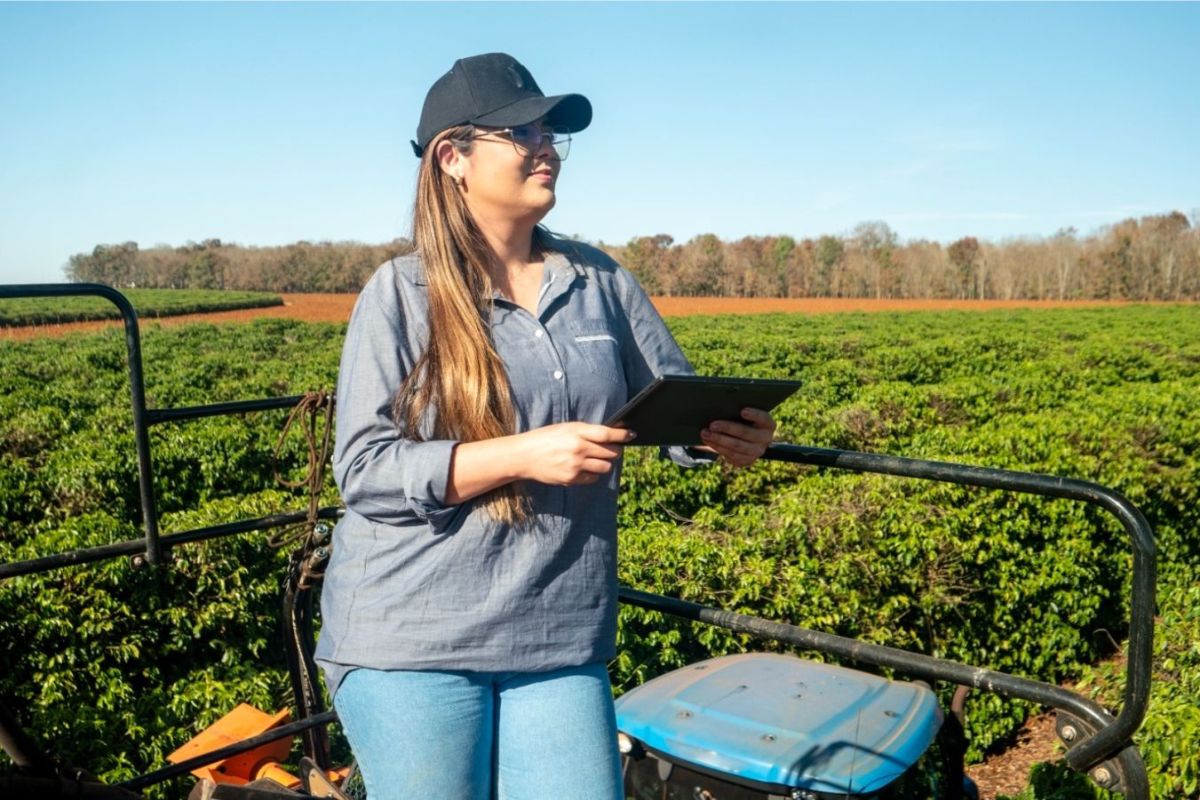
[528,191,557,217]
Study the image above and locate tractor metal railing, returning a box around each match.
[762,444,1154,780]
[0,284,1154,798]
[2,284,165,565]
[0,284,316,573]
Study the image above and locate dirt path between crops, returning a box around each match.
[651,296,1136,316]
[0,294,1142,341]
[967,713,1063,799]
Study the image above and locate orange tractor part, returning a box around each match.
[167,704,303,789]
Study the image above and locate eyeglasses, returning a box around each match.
[471,123,572,161]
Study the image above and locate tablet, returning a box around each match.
[605,374,802,446]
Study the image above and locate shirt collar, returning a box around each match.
[412,237,586,286]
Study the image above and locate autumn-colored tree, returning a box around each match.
[674,234,726,296]
[785,238,818,298]
[1097,220,1138,299]
[621,234,675,295]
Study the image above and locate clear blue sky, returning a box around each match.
[1,2,1197,284]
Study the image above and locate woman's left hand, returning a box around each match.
[697,407,777,468]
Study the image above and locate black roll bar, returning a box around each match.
[2,284,164,565]
[760,443,1154,775]
[0,284,318,567]
[0,508,342,581]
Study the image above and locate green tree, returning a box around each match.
[948,236,981,299]
[814,235,844,297]
[770,235,795,296]
[854,221,899,298]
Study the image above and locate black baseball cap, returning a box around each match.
[411,52,592,157]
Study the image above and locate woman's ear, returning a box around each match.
[435,139,466,184]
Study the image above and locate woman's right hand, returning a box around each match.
[515,422,636,486]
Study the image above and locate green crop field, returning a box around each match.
[0,288,283,326]
[0,306,1196,798]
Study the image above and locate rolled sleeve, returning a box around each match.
[333,267,461,526]
[337,437,457,524]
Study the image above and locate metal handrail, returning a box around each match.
[1,284,163,565]
[0,507,343,581]
[760,444,1154,775]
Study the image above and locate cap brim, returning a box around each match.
[472,93,592,133]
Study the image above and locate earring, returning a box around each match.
[452,175,464,188]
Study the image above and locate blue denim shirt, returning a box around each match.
[315,237,706,693]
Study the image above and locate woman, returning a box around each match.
[315,53,776,799]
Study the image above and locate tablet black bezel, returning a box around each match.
[605,374,802,446]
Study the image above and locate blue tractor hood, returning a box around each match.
[615,652,943,796]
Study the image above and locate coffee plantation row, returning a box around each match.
[0,289,283,326]
[0,305,1197,798]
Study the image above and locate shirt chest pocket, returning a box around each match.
[569,319,623,384]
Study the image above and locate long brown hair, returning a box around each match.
[392,125,538,525]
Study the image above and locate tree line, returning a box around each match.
[65,210,1200,300]
[65,239,413,293]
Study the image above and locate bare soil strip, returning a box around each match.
[0,294,1144,341]
[966,714,1063,799]
[649,296,1134,317]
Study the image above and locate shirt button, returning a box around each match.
[553,370,564,380]
[535,329,544,338]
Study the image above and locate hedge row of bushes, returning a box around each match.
[0,289,283,326]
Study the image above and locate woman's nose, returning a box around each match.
[535,132,557,160]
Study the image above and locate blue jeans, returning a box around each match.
[333,661,622,800]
